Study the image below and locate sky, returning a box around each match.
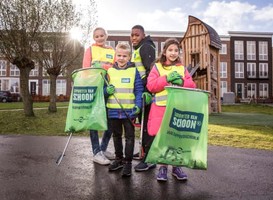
[75,0,273,36]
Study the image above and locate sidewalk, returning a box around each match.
[0,135,273,200]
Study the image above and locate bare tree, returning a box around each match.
[0,0,97,116]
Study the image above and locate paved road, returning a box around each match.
[0,135,273,200]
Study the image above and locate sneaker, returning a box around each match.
[122,162,132,177]
[103,151,115,160]
[157,166,168,181]
[133,152,142,160]
[93,151,110,165]
[109,159,124,171]
[134,161,157,172]
[172,167,188,180]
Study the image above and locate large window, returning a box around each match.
[220,62,227,78]
[0,60,7,76]
[220,81,227,97]
[10,64,20,76]
[56,79,66,95]
[235,62,244,78]
[106,41,115,49]
[29,62,39,77]
[42,79,50,95]
[234,40,244,60]
[219,44,227,54]
[247,63,256,78]
[259,83,268,98]
[259,41,268,60]
[247,41,256,60]
[247,83,256,98]
[259,63,268,78]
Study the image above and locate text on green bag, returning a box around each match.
[73,86,97,103]
[169,108,203,133]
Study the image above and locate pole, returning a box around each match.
[56,132,73,166]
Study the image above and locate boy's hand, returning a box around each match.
[142,92,152,105]
[172,78,184,86]
[106,84,115,95]
[167,71,181,82]
[131,105,140,116]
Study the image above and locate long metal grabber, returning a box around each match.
[56,132,73,166]
[100,73,135,127]
[138,94,146,159]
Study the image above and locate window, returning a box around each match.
[10,78,20,93]
[160,42,165,53]
[259,41,268,60]
[247,63,256,78]
[234,40,244,60]
[0,79,9,91]
[42,79,50,95]
[259,63,268,78]
[0,60,7,76]
[220,44,227,54]
[10,64,20,76]
[247,83,256,98]
[235,62,244,78]
[247,41,256,60]
[220,62,227,78]
[220,81,227,97]
[29,62,39,77]
[106,41,115,49]
[259,83,268,98]
[56,79,67,95]
[153,41,159,56]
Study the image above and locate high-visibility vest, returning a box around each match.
[155,63,185,106]
[131,46,146,79]
[107,67,136,109]
[91,46,115,68]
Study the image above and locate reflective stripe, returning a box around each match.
[115,88,134,93]
[108,99,135,105]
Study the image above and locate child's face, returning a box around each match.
[115,48,131,68]
[130,28,145,47]
[164,44,179,63]
[93,29,107,46]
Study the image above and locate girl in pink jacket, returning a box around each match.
[147,38,196,181]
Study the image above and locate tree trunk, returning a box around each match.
[48,74,57,112]
[20,67,35,117]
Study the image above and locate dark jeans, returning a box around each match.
[109,118,135,162]
[90,129,112,155]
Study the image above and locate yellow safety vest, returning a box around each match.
[107,67,136,109]
[155,63,185,106]
[91,46,115,68]
[131,46,146,79]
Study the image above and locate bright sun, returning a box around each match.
[70,27,82,41]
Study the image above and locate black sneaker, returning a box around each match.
[134,161,156,172]
[109,159,123,171]
[122,162,132,177]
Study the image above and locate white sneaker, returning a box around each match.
[103,151,115,160]
[93,151,110,165]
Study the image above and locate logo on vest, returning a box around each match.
[121,78,130,83]
[106,54,113,59]
[169,108,203,133]
[72,86,97,103]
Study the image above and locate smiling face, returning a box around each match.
[130,28,145,47]
[93,28,107,46]
[115,47,131,68]
[164,44,180,63]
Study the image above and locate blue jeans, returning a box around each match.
[90,129,112,155]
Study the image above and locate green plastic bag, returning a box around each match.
[145,86,209,169]
[65,67,107,133]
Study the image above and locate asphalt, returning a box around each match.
[0,135,273,200]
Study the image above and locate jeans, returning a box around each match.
[109,118,135,162]
[90,129,112,155]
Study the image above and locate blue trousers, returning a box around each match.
[90,129,112,155]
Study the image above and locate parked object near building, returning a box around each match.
[222,92,235,104]
[0,91,12,102]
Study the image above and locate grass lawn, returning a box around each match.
[0,102,273,151]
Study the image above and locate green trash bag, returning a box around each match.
[145,86,209,169]
[65,67,107,133]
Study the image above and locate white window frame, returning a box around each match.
[29,62,39,77]
[235,62,244,78]
[56,79,67,95]
[106,41,115,49]
[42,79,50,96]
[10,64,20,76]
[259,63,268,78]
[220,62,227,78]
[0,60,7,76]
[220,81,227,97]
[259,83,268,98]
[259,41,268,60]
[247,83,256,99]
[220,44,227,54]
[234,40,244,60]
[247,63,256,78]
[247,41,256,60]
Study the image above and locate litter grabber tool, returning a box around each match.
[56,132,73,166]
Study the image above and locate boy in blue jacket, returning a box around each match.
[105,42,144,177]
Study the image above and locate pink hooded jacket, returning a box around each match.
[147,64,196,136]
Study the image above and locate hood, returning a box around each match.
[133,35,155,50]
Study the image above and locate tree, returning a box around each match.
[0,0,97,116]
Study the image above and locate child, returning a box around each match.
[82,27,115,165]
[146,38,196,181]
[105,42,144,177]
[130,25,157,171]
